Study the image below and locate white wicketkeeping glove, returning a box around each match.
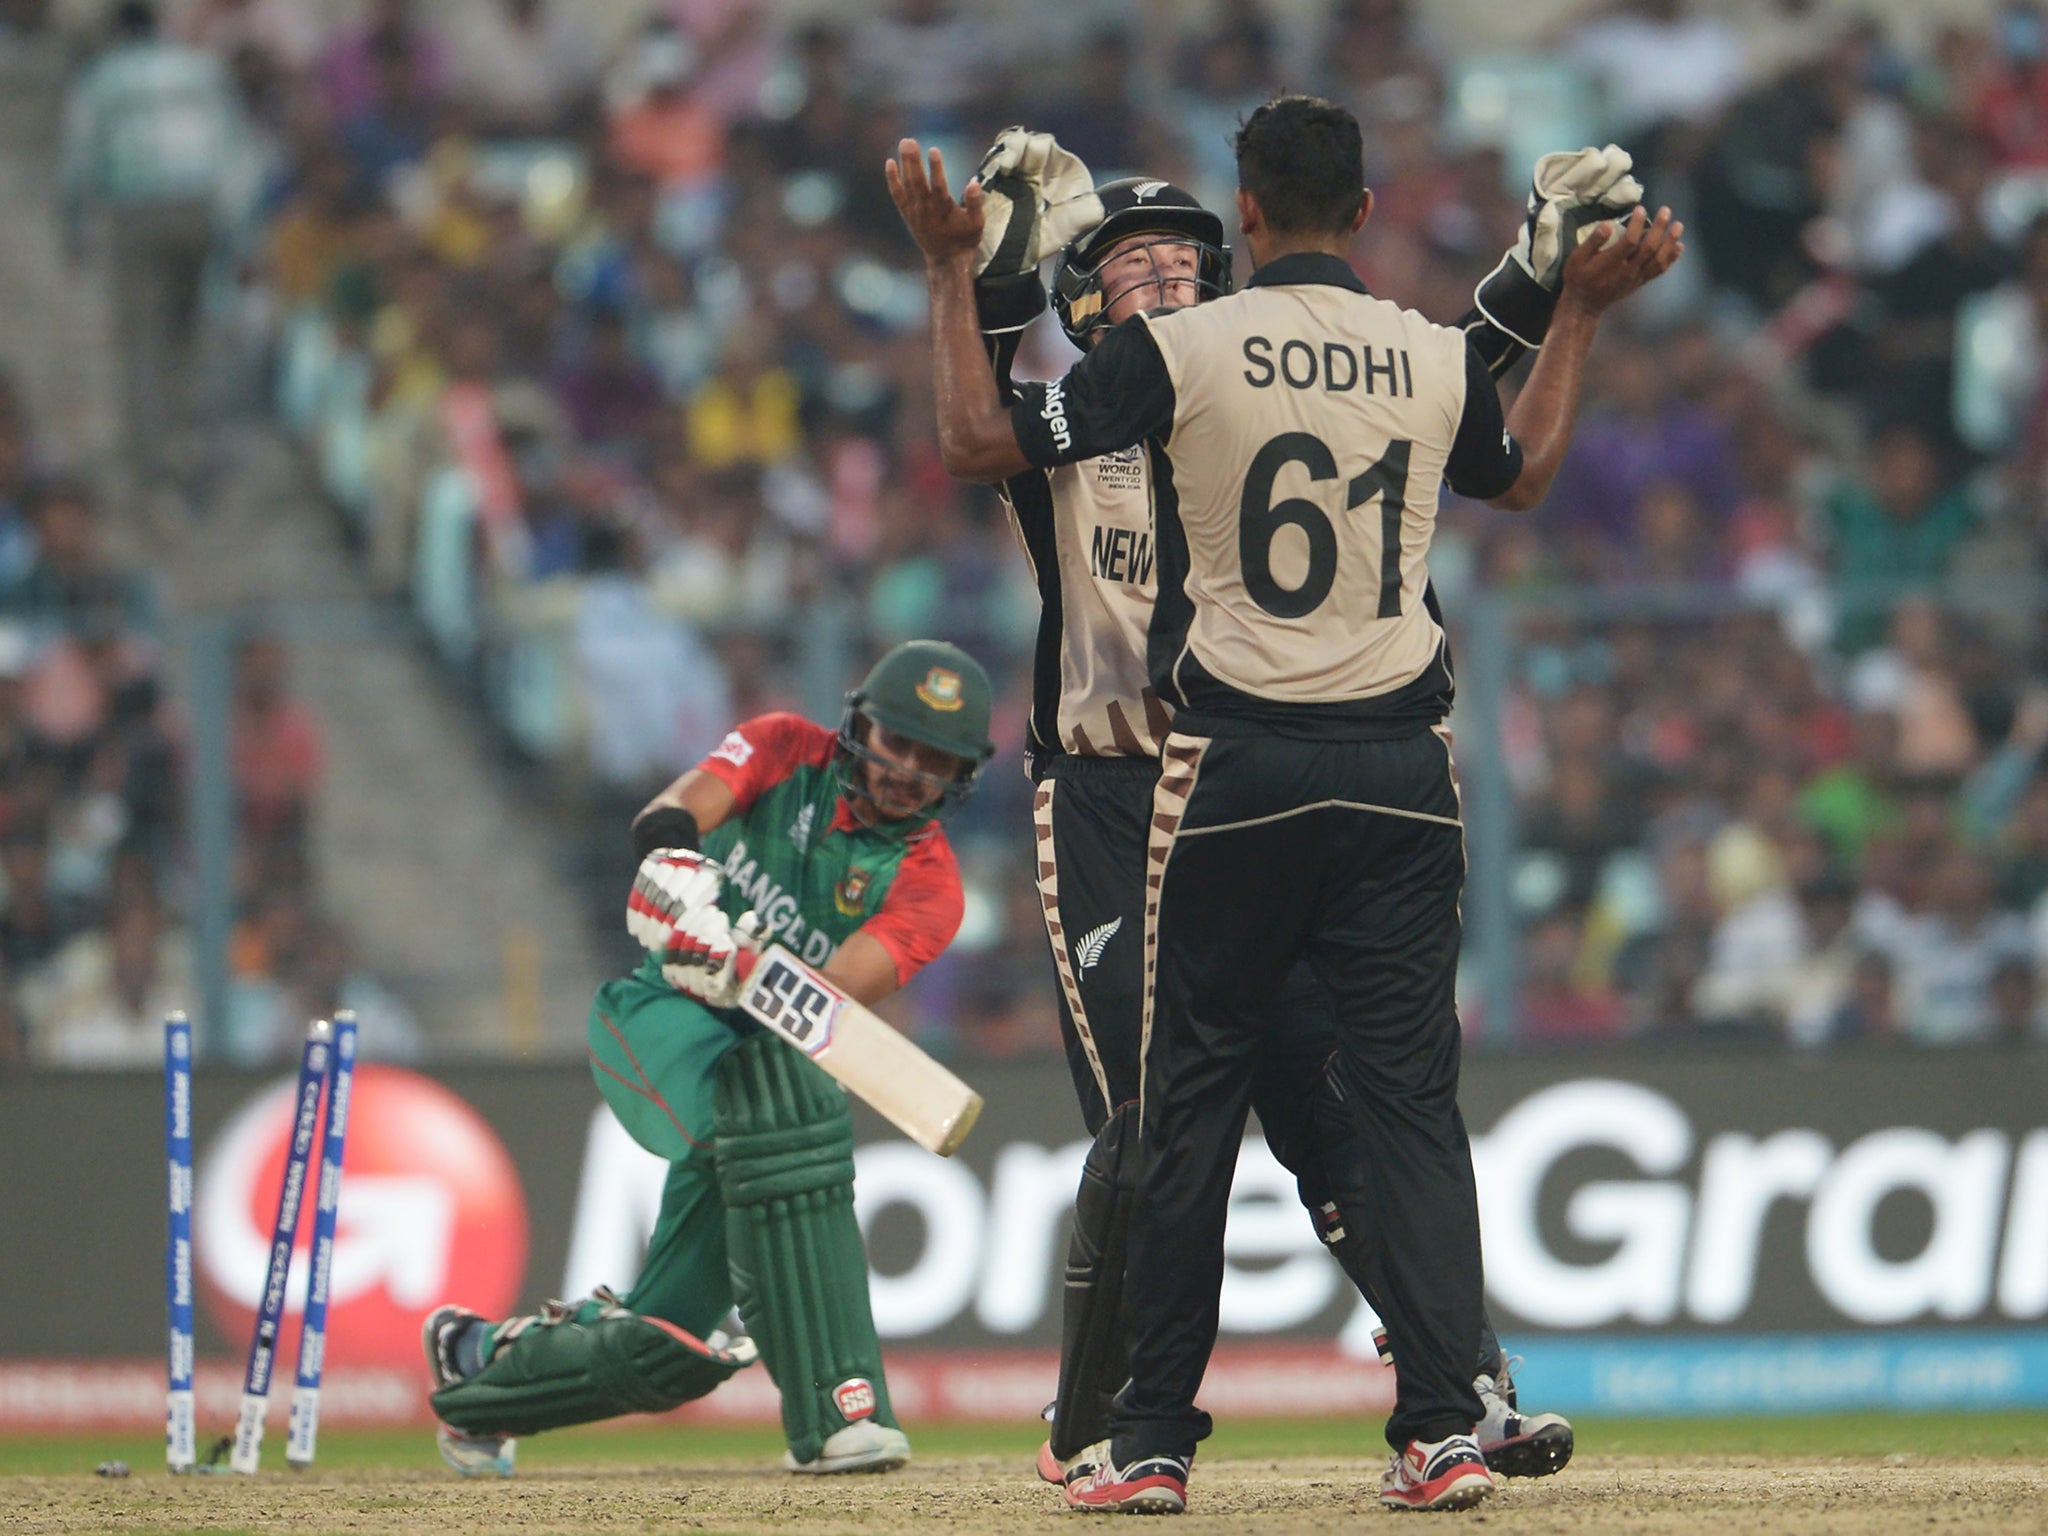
[627,848,725,957]
[973,126,1105,280]
[1475,144,1645,352]
[662,909,763,1010]
[1510,144,1644,290]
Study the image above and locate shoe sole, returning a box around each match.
[1380,1468,1495,1512]
[1482,1421,1574,1479]
[434,1424,514,1478]
[784,1445,913,1474]
[1064,1480,1187,1514]
[1037,1442,1064,1485]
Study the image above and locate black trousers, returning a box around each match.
[1032,753,1350,1169]
[1113,726,1486,1457]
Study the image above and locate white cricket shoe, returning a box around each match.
[1475,1359,1574,1478]
[783,1421,912,1474]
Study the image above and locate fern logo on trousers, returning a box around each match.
[1075,917,1122,973]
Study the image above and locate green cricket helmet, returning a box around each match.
[837,639,996,823]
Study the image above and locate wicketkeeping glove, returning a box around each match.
[1515,144,1643,288]
[627,848,725,957]
[973,126,1105,282]
[1475,144,1645,351]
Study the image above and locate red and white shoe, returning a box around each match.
[1061,1443,1190,1514]
[1378,1433,1495,1512]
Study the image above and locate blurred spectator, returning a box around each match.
[1,480,155,639]
[60,0,253,485]
[266,147,365,309]
[338,25,439,195]
[226,903,419,1064]
[552,305,664,452]
[1045,29,1144,174]
[1858,849,2032,1043]
[1954,211,2048,456]
[1562,0,1750,141]
[446,0,600,135]
[847,0,996,138]
[1987,952,2043,1041]
[20,893,190,1069]
[319,0,446,125]
[230,631,323,873]
[1824,949,1906,1043]
[1520,903,1630,1044]
[176,0,322,80]
[1541,342,1740,566]
[1820,422,1978,641]
[1972,1,2048,169]
[573,519,733,794]
[607,23,726,197]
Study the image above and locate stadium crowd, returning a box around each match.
[0,366,409,1067]
[27,0,2048,1057]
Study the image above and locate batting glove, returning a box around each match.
[1476,144,1645,350]
[973,126,1105,283]
[661,904,741,1007]
[627,848,725,957]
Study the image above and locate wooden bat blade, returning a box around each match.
[733,944,984,1156]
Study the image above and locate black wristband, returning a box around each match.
[632,806,700,860]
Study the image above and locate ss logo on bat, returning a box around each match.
[746,955,839,1056]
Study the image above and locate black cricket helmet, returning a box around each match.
[837,639,996,825]
[1052,177,1234,348]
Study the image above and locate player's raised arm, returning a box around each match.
[1489,204,1684,512]
[889,138,1035,482]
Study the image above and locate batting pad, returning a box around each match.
[715,1033,898,1465]
[431,1295,755,1436]
[1051,1100,1138,1458]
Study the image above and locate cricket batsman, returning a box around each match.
[910,127,1634,1502]
[421,639,996,1477]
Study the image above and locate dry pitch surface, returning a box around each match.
[5,1452,2045,1536]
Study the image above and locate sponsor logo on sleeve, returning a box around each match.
[710,730,754,767]
[1039,380,1073,453]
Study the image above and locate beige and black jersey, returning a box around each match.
[986,320,1175,765]
[998,455,1174,762]
[1009,252,1523,739]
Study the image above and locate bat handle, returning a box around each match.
[732,912,766,981]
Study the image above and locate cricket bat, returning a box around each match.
[733,943,984,1156]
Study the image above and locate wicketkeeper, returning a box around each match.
[933,126,1641,1497]
[422,639,995,1477]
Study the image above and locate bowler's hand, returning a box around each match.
[1558,205,1684,316]
[887,138,986,267]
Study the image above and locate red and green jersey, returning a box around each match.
[682,712,963,985]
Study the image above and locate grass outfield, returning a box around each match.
[4,1412,2044,1477]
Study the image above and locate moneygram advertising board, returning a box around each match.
[1,1047,2043,1425]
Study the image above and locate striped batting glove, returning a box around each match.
[627,849,725,957]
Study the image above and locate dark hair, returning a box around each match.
[1233,94,1365,238]
[113,1,157,38]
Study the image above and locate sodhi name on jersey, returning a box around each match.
[721,836,840,968]
[1242,335,1414,398]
